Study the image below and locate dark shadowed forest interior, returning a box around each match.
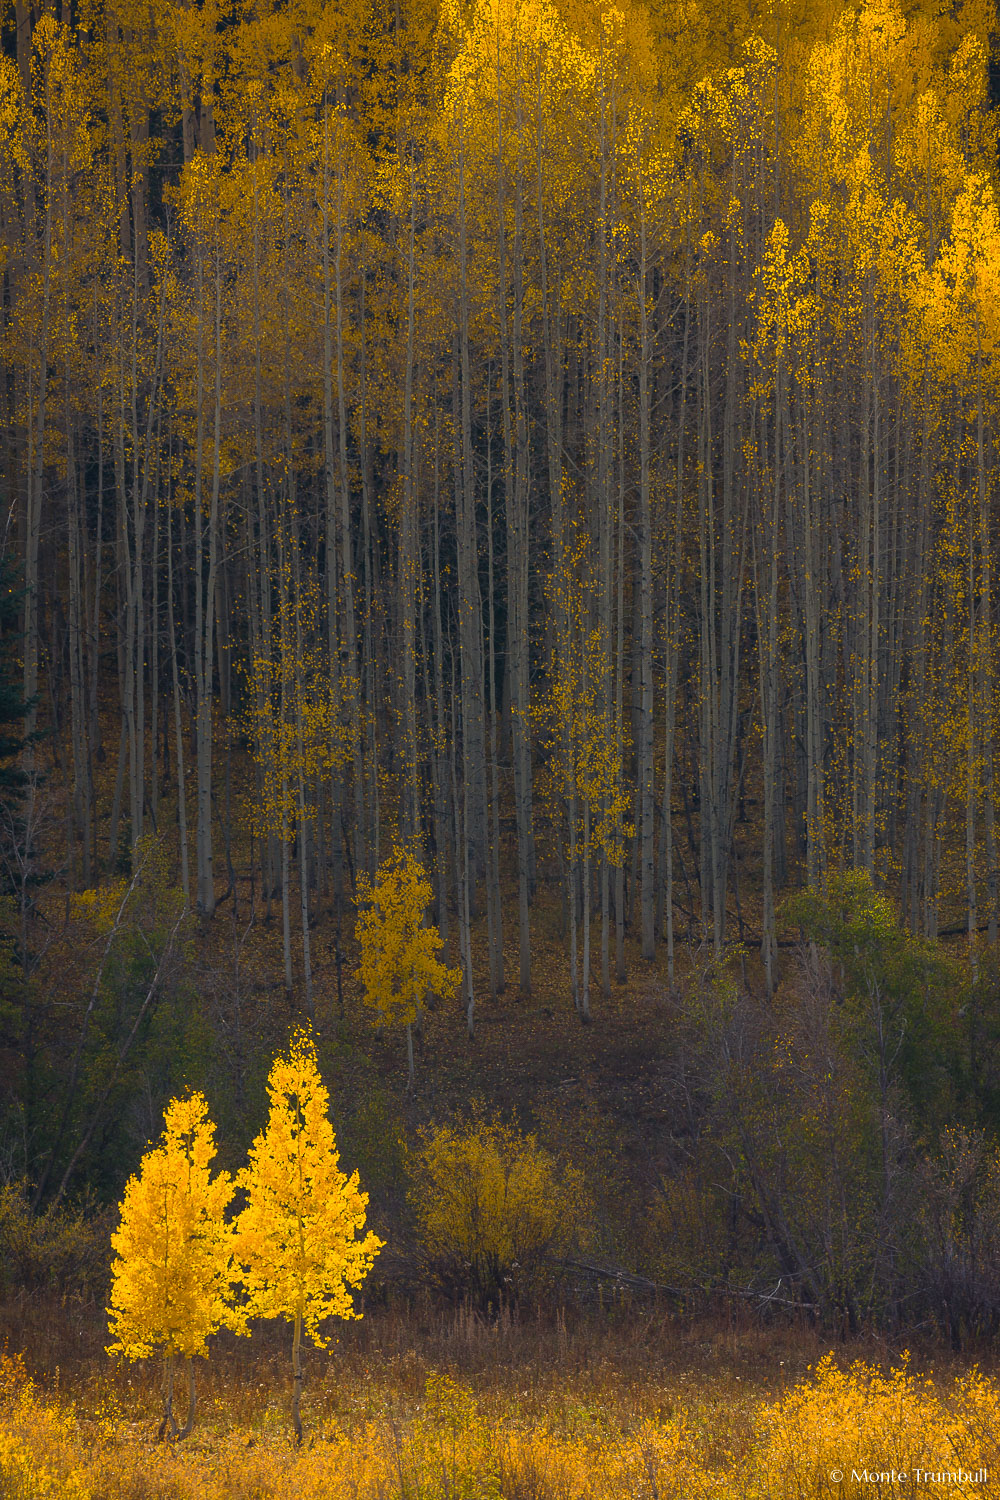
[5,0,1000,1357]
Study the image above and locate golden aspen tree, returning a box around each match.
[617,100,669,967]
[536,555,631,1023]
[176,149,231,917]
[244,565,352,1014]
[313,55,368,905]
[356,845,461,1087]
[752,216,808,990]
[107,1093,240,1441]
[564,629,632,1023]
[912,170,1000,959]
[234,1031,382,1445]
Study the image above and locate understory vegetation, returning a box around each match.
[1,1320,998,1499]
[5,867,1000,1340]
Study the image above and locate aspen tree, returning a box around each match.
[356,846,461,1086]
[317,68,366,898]
[107,1093,240,1441]
[398,118,421,849]
[538,560,632,1021]
[494,7,533,996]
[245,565,349,1016]
[179,151,227,917]
[658,227,691,983]
[448,86,488,906]
[484,367,505,998]
[165,471,190,907]
[753,218,800,990]
[430,411,452,942]
[624,106,658,964]
[532,0,574,989]
[19,17,59,784]
[234,1032,382,1444]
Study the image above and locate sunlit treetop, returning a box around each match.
[914,170,1000,379]
[803,0,992,196]
[440,0,599,125]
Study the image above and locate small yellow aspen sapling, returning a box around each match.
[356,845,461,1087]
[107,1093,241,1440]
[234,1030,383,1444]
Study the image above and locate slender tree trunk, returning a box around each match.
[23,111,51,771]
[537,53,564,996]
[193,234,222,917]
[484,379,504,996]
[637,179,655,961]
[333,111,364,889]
[167,498,190,905]
[399,148,420,846]
[507,94,534,990]
[581,801,591,1023]
[321,99,345,899]
[450,646,474,1035]
[974,329,997,945]
[567,770,579,1015]
[177,1360,196,1441]
[281,799,293,999]
[614,327,627,985]
[291,1305,304,1446]
[658,281,690,982]
[967,490,978,978]
[759,385,781,993]
[298,760,314,1017]
[455,128,487,901]
[157,1354,178,1442]
[431,425,451,944]
[66,418,91,886]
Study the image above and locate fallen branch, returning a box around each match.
[556,1259,818,1312]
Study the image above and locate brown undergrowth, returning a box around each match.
[2,1298,998,1499]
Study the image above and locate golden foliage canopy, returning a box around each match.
[356,846,461,1028]
[234,1031,382,1344]
[107,1093,240,1361]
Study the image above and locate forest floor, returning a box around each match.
[1,1296,998,1499]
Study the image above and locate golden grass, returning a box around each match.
[1,1305,998,1499]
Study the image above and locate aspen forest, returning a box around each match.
[5,0,1000,1491]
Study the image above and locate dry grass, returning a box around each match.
[2,1298,998,1499]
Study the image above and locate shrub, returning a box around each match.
[0,1182,110,1301]
[753,1354,1000,1499]
[412,1116,587,1308]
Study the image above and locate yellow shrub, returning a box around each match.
[413,1117,588,1306]
[0,1358,90,1500]
[750,1355,1000,1499]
